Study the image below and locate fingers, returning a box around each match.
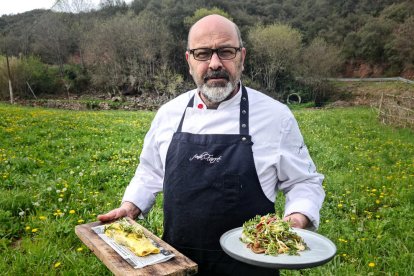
[284,213,309,229]
[97,202,141,222]
[97,208,126,222]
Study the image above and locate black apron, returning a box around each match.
[162,86,278,275]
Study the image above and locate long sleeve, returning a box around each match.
[276,113,325,230]
[122,113,165,215]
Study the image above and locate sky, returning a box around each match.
[1,0,62,16]
[0,0,132,16]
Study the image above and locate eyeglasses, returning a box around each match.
[188,47,242,61]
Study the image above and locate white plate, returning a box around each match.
[220,227,336,269]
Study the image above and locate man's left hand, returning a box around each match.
[284,213,309,229]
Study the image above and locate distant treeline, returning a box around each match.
[0,0,413,104]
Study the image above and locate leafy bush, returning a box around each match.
[23,58,62,96]
[62,64,90,94]
[0,55,62,100]
[153,66,184,98]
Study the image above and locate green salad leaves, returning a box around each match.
[240,214,308,256]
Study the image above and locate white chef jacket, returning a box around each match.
[122,85,325,229]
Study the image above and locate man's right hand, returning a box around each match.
[97,201,141,222]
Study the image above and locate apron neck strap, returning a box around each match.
[176,86,249,135]
[176,94,194,132]
[239,86,249,135]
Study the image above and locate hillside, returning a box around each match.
[1,0,413,101]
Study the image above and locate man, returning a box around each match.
[98,14,325,275]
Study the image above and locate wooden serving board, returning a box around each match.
[75,218,198,276]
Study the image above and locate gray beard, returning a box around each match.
[199,82,235,103]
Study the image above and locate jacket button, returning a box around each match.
[242,110,247,114]
[242,137,247,141]
[241,124,247,128]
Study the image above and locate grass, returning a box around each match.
[0,103,413,275]
[331,80,414,92]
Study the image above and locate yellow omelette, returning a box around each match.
[104,218,160,257]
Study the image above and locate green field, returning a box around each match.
[0,103,413,275]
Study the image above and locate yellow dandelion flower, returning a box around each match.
[375,200,380,204]
[338,238,348,243]
[39,216,46,220]
[337,204,343,208]
[77,219,85,224]
[32,228,38,233]
[25,226,31,231]
[69,210,76,214]
[54,262,61,268]
[368,262,375,267]
[77,247,83,252]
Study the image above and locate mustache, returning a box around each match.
[203,70,230,82]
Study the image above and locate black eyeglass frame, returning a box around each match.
[188,47,242,61]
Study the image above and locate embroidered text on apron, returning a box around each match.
[162,86,278,275]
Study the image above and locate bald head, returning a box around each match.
[185,14,246,108]
[187,14,243,49]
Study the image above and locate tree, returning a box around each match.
[31,13,74,69]
[98,0,129,16]
[99,0,127,9]
[354,17,396,63]
[130,0,151,14]
[54,0,94,13]
[381,2,414,23]
[53,0,95,70]
[386,16,414,69]
[82,11,175,95]
[183,7,232,29]
[31,12,77,98]
[299,37,343,106]
[300,37,343,78]
[247,23,302,95]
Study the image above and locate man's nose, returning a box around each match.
[208,52,223,70]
